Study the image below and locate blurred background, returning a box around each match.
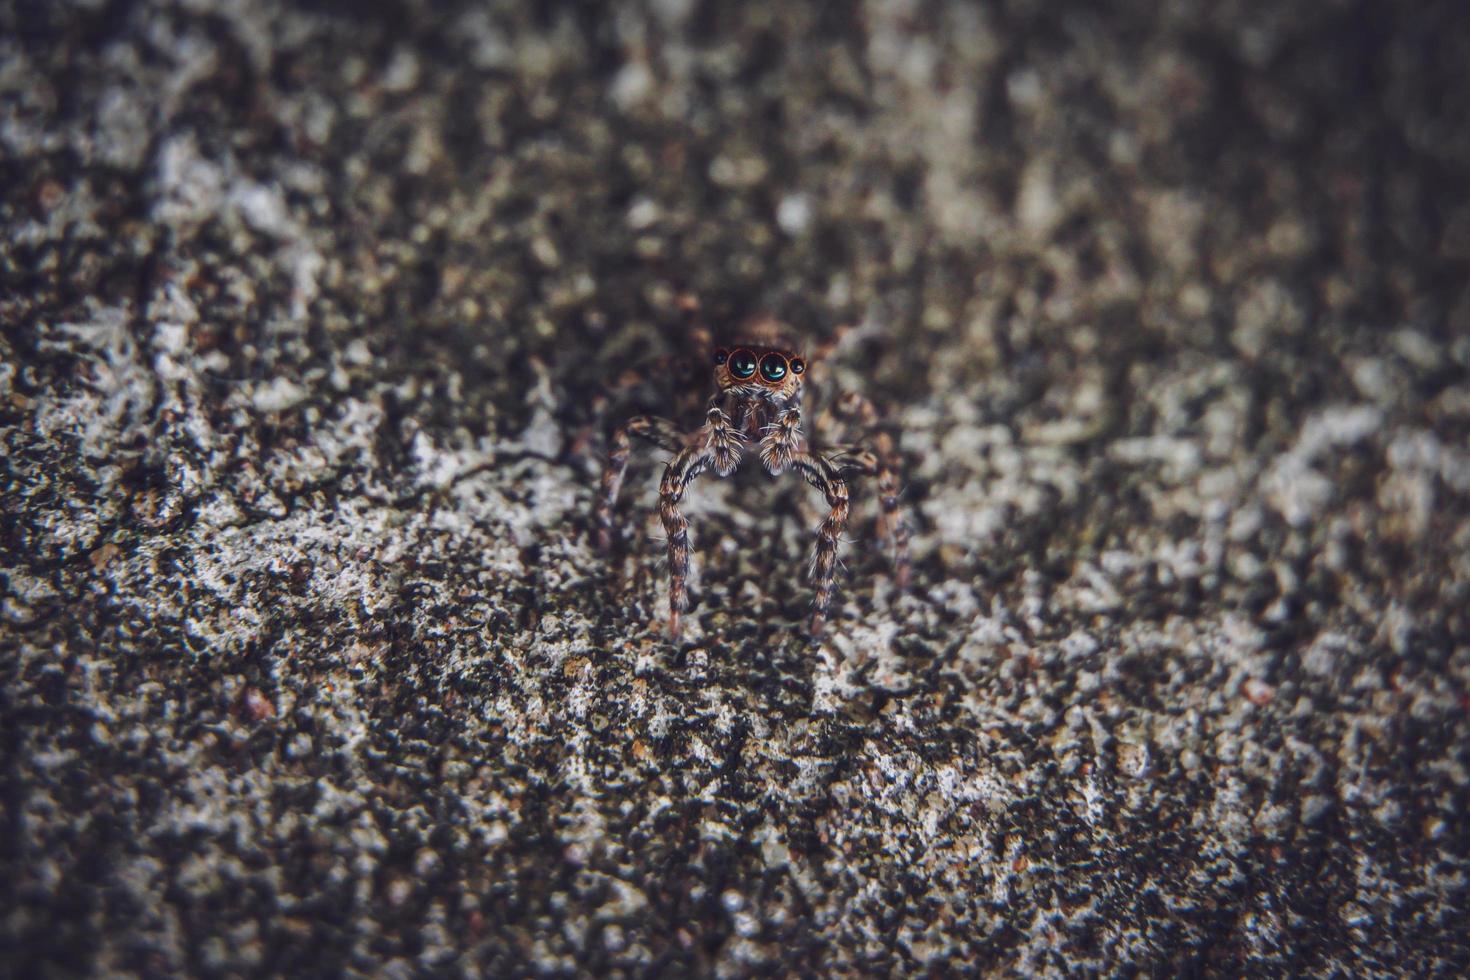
[4,0,1469,974]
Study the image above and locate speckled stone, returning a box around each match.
[4,1,1470,975]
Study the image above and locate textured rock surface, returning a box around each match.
[5,0,1470,975]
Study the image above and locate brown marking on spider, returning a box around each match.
[594,317,909,640]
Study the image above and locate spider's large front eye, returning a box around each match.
[728,349,757,380]
[759,353,788,383]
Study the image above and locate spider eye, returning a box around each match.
[759,353,788,383]
[727,349,757,380]
[713,348,729,365]
[789,358,805,376]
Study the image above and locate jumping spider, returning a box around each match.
[594,316,910,639]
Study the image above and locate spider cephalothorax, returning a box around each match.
[595,319,909,639]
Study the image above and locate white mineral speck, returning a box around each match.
[776,193,812,235]
[251,376,310,413]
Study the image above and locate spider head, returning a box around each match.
[712,345,806,401]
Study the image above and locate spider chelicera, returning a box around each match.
[594,317,910,639]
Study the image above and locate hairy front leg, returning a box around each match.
[596,414,686,551]
[659,406,740,637]
[791,452,851,638]
[817,392,910,588]
[874,454,911,588]
[759,406,803,474]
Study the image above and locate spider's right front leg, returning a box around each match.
[659,406,740,637]
[596,415,684,551]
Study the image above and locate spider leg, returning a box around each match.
[825,443,911,590]
[807,322,856,364]
[815,392,911,588]
[567,355,691,460]
[596,414,686,551]
[660,406,741,637]
[874,452,912,588]
[815,390,884,440]
[790,450,850,638]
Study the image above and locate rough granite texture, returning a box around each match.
[4,0,1470,976]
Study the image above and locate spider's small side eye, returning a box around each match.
[790,358,805,376]
[713,348,729,365]
[728,349,758,380]
[759,353,788,383]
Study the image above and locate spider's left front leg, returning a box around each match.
[659,405,741,637]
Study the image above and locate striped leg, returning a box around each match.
[874,452,911,588]
[791,452,851,638]
[817,392,910,588]
[659,407,740,637]
[568,355,688,459]
[596,415,685,551]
